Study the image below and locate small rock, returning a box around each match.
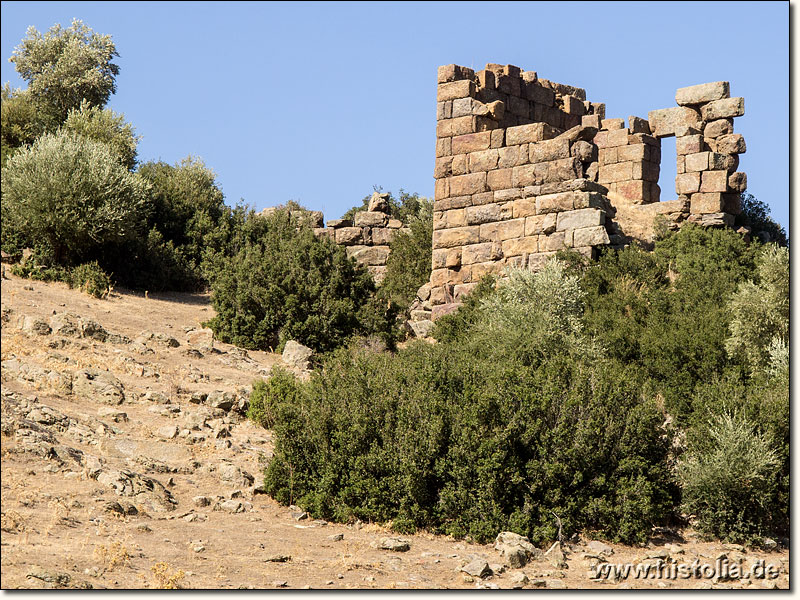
[328,533,344,542]
[494,531,540,568]
[158,425,178,440]
[646,549,670,560]
[282,340,313,371]
[546,579,565,589]
[763,538,778,550]
[529,578,546,588]
[374,537,411,552]
[586,540,614,556]
[272,580,288,588]
[544,541,568,569]
[26,567,71,587]
[265,555,291,563]
[192,545,205,553]
[218,462,254,487]
[509,572,528,588]
[219,500,245,513]
[291,511,309,521]
[460,558,492,578]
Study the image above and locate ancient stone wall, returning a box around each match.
[412,63,747,327]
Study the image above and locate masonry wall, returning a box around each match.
[416,63,747,325]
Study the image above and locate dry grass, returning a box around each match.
[94,540,131,574]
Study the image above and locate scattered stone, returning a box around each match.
[509,572,529,588]
[327,533,344,542]
[272,581,288,588]
[104,500,138,516]
[763,538,778,550]
[80,318,108,342]
[460,559,492,578]
[290,511,309,521]
[546,579,565,589]
[646,549,670,560]
[374,537,411,552]
[97,407,127,422]
[586,540,614,556]
[95,468,177,512]
[529,579,546,588]
[219,499,248,513]
[218,462,254,487]
[282,340,313,371]
[73,369,125,405]
[544,541,568,569]
[494,531,540,568]
[193,496,211,507]
[157,425,179,440]
[265,555,291,563]
[26,567,71,587]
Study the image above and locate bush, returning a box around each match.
[679,413,780,543]
[736,193,788,247]
[248,367,300,429]
[1,130,150,266]
[205,207,386,353]
[62,100,139,170]
[342,189,427,223]
[69,261,112,298]
[378,197,433,311]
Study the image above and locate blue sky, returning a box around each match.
[1,1,789,229]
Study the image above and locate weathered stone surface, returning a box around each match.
[96,468,177,512]
[556,208,604,231]
[700,170,728,193]
[495,531,541,568]
[461,559,492,578]
[675,81,730,106]
[701,97,744,121]
[373,537,410,552]
[704,118,734,138]
[73,369,125,405]
[675,172,701,194]
[408,319,435,338]
[728,172,747,193]
[49,312,81,337]
[367,192,391,213]
[433,226,480,249]
[450,172,487,196]
[506,122,558,145]
[573,226,610,247]
[354,211,388,228]
[647,106,702,137]
[691,193,724,213]
[346,245,391,266]
[218,462,254,488]
[334,227,364,245]
[716,133,746,154]
[544,541,568,568]
[282,340,313,370]
[437,80,475,102]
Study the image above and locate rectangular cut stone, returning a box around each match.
[432,226,480,248]
[452,132,492,154]
[471,261,505,280]
[494,188,521,202]
[466,203,503,225]
[601,118,625,130]
[615,180,654,203]
[556,208,604,231]
[598,161,633,184]
[676,135,704,156]
[348,245,391,266]
[525,213,556,235]
[450,172,487,196]
[434,178,449,200]
[513,197,537,218]
[617,144,647,162]
[512,163,547,187]
[335,227,365,244]
[546,158,581,183]
[563,95,585,115]
[700,170,728,193]
[454,282,479,301]
[675,81,730,106]
[452,97,474,118]
[704,119,734,139]
[354,211,388,227]
[435,195,471,211]
[450,116,476,136]
[487,168,513,190]
[471,192,495,205]
[432,249,447,269]
[442,208,466,228]
[498,145,528,168]
[437,80,476,102]
[479,219,525,241]
[728,172,747,193]
[700,97,744,121]
[434,156,454,178]
[691,193,724,213]
[437,64,474,83]
[436,137,451,158]
[446,248,462,268]
[529,138,571,163]
[648,106,702,137]
[468,149,499,172]
[506,122,559,145]
[685,152,710,172]
[572,192,606,209]
[451,154,468,175]
[716,134,746,155]
[502,236,539,256]
[573,226,610,247]
[536,191,576,214]
[539,231,567,252]
[675,172,701,194]
[461,242,495,265]
[605,128,630,147]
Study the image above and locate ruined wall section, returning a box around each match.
[427,64,612,320]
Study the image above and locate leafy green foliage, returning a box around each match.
[62,101,139,170]
[725,245,789,372]
[69,261,112,298]
[1,85,59,166]
[205,207,385,353]
[378,197,433,310]
[247,367,300,429]
[1,130,150,266]
[10,19,119,120]
[736,193,788,247]
[679,413,780,543]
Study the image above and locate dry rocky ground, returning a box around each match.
[0,272,789,589]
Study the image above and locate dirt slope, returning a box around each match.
[0,273,789,589]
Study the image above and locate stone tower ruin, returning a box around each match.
[413,63,747,324]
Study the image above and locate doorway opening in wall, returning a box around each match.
[657,136,677,201]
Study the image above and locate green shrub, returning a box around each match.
[205,207,386,353]
[378,198,433,311]
[679,413,780,543]
[62,100,139,170]
[69,261,112,298]
[248,367,300,429]
[342,189,427,223]
[736,193,788,247]
[1,130,150,266]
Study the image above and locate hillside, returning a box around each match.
[0,273,789,590]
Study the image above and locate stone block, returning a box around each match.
[452,132,492,154]
[470,260,506,280]
[598,147,617,164]
[471,192,494,205]
[617,144,647,162]
[453,282,479,301]
[728,172,747,193]
[529,138,571,163]
[598,161,633,184]
[387,219,403,228]
[512,197,537,218]
[487,168,513,191]
[468,149,499,173]
[371,228,396,245]
[466,203,504,225]
[572,191,606,209]
[435,178,449,200]
[536,191,575,214]
[437,80,476,102]
[434,156,454,178]
[461,242,496,265]
[490,129,505,148]
[433,226,480,248]
[437,64,474,84]
[704,118,734,138]
[571,140,596,163]
[494,188,521,202]
[539,231,567,252]
[479,219,525,242]
[442,208,466,228]
[716,134,746,154]
[525,213,557,235]
[675,172,701,195]
[507,94,530,118]
[335,227,365,245]
[563,95,585,115]
[354,211,388,227]
[615,180,656,204]
[676,134,704,156]
[648,106,702,137]
[573,226,610,247]
[347,245,391,266]
[675,81,730,105]
[527,251,557,271]
[708,152,736,171]
[452,154,468,175]
[582,114,602,129]
[700,170,728,193]
[436,137,451,158]
[601,118,625,130]
[685,152,710,172]
[437,101,451,121]
[431,249,447,269]
[445,248,462,268]
[690,193,724,214]
[512,163,547,188]
[435,195,470,211]
[528,83,555,105]
[628,116,651,134]
[556,208,605,231]
[498,145,528,168]
[502,236,539,257]
[450,172,487,196]
[700,97,744,121]
[545,157,582,183]
[326,218,351,229]
[723,193,743,215]
[506,122,559,145]
[605,128,630,148]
